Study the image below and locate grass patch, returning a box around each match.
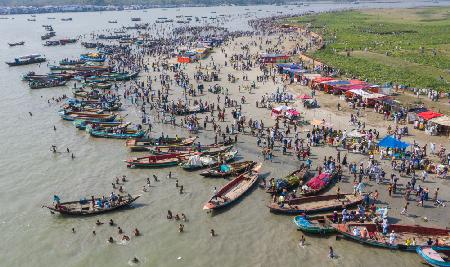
[284,7,450,91]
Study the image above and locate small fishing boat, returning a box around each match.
[44,194,140,216]
[60,59,86,65]
[125,153,194,168]
[44,40,60,46]
[300,171,337,196]
[333,223,450,251]
[108,20,118,23]
[125,136,197,152]
[73,120,123,130]
[29,79,66,89]
[293,209,368,235]
[180,149,238,171]
[416,246,450,267]
[80,53,105,62]
[59,111,116,122]
[41,32,56,40]
[8,41,25,47]
[149,145,232,156]
[6,54,46,66]
[203,163,262,210]
[86,125,145,139]
[266,167,310,194]
[131,17,141,21]
[85,82,112,90]
[81,42,98,49]
[293,214,338,235]
[23,72,73,82]
[200,161,257,178]
[268,193,363,215]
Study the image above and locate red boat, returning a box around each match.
[300,171,337,196]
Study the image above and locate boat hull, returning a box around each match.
[293,216,336,235]
[416,246,450,267]
[45,195,140,216]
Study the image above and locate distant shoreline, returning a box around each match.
[0,1,404,16]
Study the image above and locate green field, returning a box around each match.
[285,7,450,91]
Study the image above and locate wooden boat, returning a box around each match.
[6,54,46,66]
[203,163,262,210]
[149,145,232,156]
[44,194,140,216]
[125,153,195,168]
[126,136,196,152]
[73,120,123,130]
[300,171,337,196]
[59,111,116,122]
[86,82,112,90]
[8,41,25,46]
[29,80,66,89]
[293,209,368,235]
[60,59,86,65]
[200,161,257,178]
[416,246,450,267]
[268,193,363,215]
[180,149,238,171]
[266,167,310,194]
[294,214,338,235]
[80,53,105,62]
[87,125,145,139]
[23,72,73,82]
[41,32,56,40]
[333,223,450,251]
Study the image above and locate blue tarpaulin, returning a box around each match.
[324,80,351,86]
[220,164,231,172]
[378,135,410,149]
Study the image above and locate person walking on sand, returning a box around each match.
[400,202,409,216]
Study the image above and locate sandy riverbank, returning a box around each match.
[132,31,450,232]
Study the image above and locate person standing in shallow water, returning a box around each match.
[328,246,335,258]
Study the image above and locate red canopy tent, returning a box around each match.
[417,111,443,121]
[334,84,371,93]
[349,80,367,85]
[313,77,335,83]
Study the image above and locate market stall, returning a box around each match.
[377,135,410,159]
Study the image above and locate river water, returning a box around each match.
[0,1,447,267]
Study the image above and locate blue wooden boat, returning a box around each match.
[73,120,123,130]
[293,215,337,235]
[86,125,145,139]
[417,246,450,267]
[80,53,105,62]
